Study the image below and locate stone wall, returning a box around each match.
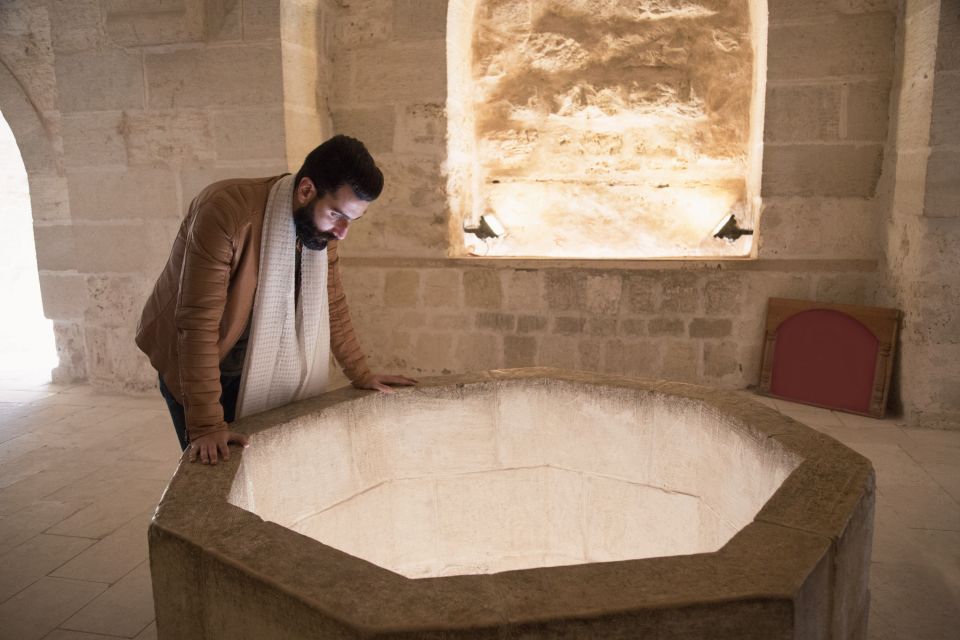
[878,0,959,427]
[0,0,335,391]
[333,0,894,390]
[4,1,944,418]
[459,0,759,258]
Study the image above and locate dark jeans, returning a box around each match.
[158,373,242,451]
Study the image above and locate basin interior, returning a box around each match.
[228,379,801,578]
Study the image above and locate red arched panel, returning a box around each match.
[770,309,879,414]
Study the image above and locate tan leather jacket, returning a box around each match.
[135,175,370,441]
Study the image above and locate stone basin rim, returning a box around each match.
[149,367,875,635]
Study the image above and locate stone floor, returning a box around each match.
[0,370,957,640]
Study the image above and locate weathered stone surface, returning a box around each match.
[760,197,881,260]
[67,167,179,221]
[51,320,86,382]
[762,144,884,197]
[924,150,960,218]
[845,81,892,141]
[765,85,841,142]
[454,332,500,371]
[930,72,960,146]
[83,323,155,392]
[33,224,76,272]
[545,271,586,312]
[212,107,286,161]
[464,270,502,309]
[145,43,282,109]
[353,43,446,103]
[72,220,176,274]
[242,0,281,41]
[584,274,623,315]
[412,332,453,372]
[459,0,758,258]
[618,318,646,337]
[332,107,395,154]
[281,42,320,111]
[332,0,392,50]
[704,341,740,378]
[384,270,419,307]
[395,103,445,155]
[27,173,71,222]
[103,0,204,46]
[689,318,733,339]
[61,112,128,168]
[659,272,700,313]
[768,13,895,80]
[504,269,544,311]
[503,335,536,367]
[84,274,152,327]
[150,371,873,637]
[422,269,462,308]
[624,274,658,314]
[55,50,144,113]
[648,318,685,337]
[553,316,585,335]
[124,110,216,166]
[38,273,88,320]
[476,312,516,332]
[47,0,104,53]
[393,0,446,41]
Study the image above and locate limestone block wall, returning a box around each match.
[5,0,939,414]
[879,0,959,427]
[333,0,894,389]
[0,0,335,391]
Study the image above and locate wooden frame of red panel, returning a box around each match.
[759,297,901,418]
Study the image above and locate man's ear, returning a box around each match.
[296,176,316,203]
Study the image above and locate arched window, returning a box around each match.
[448,0,767,258]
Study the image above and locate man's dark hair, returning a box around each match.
[294,135,383,201]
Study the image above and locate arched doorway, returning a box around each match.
[0,110,57,382]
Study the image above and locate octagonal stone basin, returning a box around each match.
[149,369,875,640]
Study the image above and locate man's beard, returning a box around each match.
[293,202,337,251]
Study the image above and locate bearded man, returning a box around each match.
[136,135,415,465]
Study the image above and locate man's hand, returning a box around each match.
[354,373,418,394]
[189,430,250,465]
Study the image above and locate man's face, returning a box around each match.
[293,183,370,251]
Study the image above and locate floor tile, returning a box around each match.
[869,561,960,640]
[0,577,106,640]
[52,511,152,585]
[45,490,164,540]
[878,485,960,531]
[41,629,124,640]
[922,462,960,504]
[132,622,157,640]
[61,562,154,638]
[0,533,96,602]
[900,429,960,466]
[0,468,99,516]
[0,501,90,556]
[855,443,943,490]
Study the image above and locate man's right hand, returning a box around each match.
[189,430,250,465]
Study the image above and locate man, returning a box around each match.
[136,135,415,465]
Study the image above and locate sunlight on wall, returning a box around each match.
[0,112,57,378]
[449,0,767,258]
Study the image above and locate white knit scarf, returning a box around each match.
[236,174,330,418]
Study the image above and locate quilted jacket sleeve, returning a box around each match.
[326,241,372,384]
[176,200,235,441]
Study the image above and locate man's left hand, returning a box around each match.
[354,373,418,393]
